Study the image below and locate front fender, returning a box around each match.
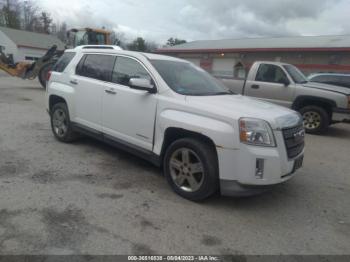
[153,109,237,155]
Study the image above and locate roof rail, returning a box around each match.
[75,45,123,50]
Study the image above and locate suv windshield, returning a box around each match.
[151,59,233,96]
[283,65,308,84]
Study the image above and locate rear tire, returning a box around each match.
[50,103,79,143]
[163,138,219,201]
[299,105,330,134]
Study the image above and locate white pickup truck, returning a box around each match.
[221,61,350,134]
[46,47,305,201]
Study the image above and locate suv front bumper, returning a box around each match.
[217,130,304,197]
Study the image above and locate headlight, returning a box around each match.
[239,118,276,147]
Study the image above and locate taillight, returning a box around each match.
[46,71,52,81]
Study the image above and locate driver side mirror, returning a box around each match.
[280,78,290,86]
[129,78,156,93]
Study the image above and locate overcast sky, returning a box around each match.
[36,0,350,43]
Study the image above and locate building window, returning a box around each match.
[329,55,341,65]
[25,56,39,61]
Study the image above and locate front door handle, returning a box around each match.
[70,80,78,85]
[251,84,260,89]
[105,89,117,95]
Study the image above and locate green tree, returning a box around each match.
[166,37,187,46]
[127,37,147,52]
[127,37,159,52]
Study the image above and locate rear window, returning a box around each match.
[52,52,76,72]
[76,54,115,82]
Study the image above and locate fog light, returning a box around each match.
[256,159,264,179]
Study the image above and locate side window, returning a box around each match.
[112,56,151,86]
[256,64,288,84]
[312,75,331,83]
[329,75,341,85]
[76,54,115,82]
[340,76,350,88]
[328,75,350,88]
[52,52,76,72]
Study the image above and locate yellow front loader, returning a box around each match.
[0,28,112,88]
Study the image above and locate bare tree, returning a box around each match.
[111,31,127,48]
[56,22,68,42]
[146,41,159,53]
[39,12,52,34]
[0,0,21,29]
[22,0,39,31]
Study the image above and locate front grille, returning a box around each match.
[282,124,305,159]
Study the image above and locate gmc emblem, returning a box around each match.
[294,129,305,139]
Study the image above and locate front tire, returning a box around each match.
[299,105,330,134]
[163,138,219,201]
[50,103,78,143]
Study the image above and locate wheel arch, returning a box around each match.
[160,127,218,164]
[49,95,67,113]
[292,95,335,115]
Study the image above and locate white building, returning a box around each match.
[0,26,65,63]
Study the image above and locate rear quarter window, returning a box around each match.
[52,52,76,72]
[76,54,115,82]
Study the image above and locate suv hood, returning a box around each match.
[302,82,350,95]
[186,95,302,129]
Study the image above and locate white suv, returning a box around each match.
[46,46,305,201]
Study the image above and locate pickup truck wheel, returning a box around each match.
[163,138,219,201]
[50,103,78,143]
[299,106,330,134]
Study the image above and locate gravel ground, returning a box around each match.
[0,77,349,255]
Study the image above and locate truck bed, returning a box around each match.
[219,78,245,94]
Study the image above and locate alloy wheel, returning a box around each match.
[303,111,321,130]
[169,148,205,193]
[52,109,68,138]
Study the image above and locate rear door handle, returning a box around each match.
[70,80,78,85]
[251,84,260,89]
[105,89,117,95]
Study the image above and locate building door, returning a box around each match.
[212,58,236,78]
